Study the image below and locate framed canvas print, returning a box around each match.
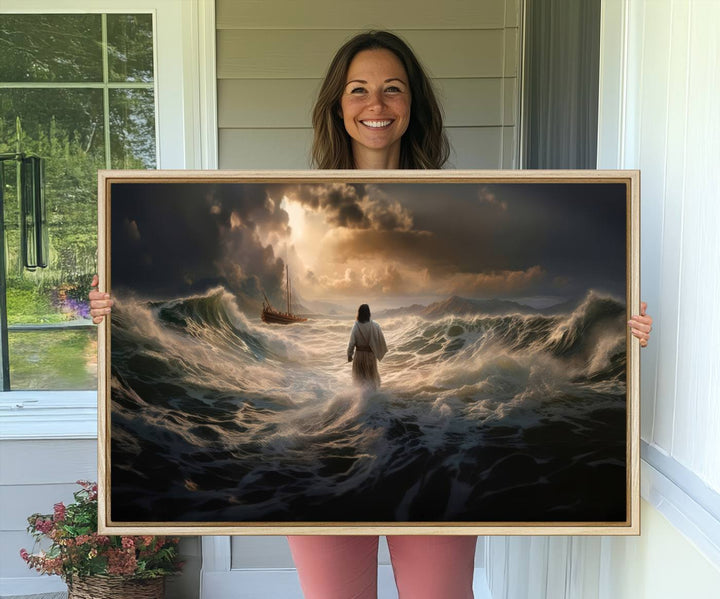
[97,170,640,535]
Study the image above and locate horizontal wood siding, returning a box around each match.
[0,439,96,580]
[219,128,313,169]
[217,0,521,170]
[218,29,511,79]
[217,0,515,30]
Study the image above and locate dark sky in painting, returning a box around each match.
[110,183,289,301]
[109,180,627,307]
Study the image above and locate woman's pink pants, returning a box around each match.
[287,535,477,599]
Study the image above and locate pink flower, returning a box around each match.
[19,548,29,562]
[121,537,135,549]
[34,518,54,534]
[53,502,66,522]
[107,548,137,576]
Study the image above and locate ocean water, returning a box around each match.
[110,288,628,523]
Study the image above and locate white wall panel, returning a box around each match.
[0,531,44,579]
[504,27,519,77]
[636,0,674,451]
[0,440,97,581]
[219,128,313,169]
[0,483,82,530]
[0,440,96,485]
[440,79,510,126]
[446,127,506,169]
[217,29,508,80]
[600,0,720,490]
[502,126,519,169]
[230,536,296,569]
[671,1,720,487]
[218,79,319,128]
[217,0,508,30]
[503,78,518,127]
[505,0,521,28]
[652,0,690,459]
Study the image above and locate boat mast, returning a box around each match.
[286,265,290,314]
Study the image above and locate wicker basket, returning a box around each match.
[67,575,165,599]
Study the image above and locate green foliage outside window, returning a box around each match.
[0,13,155,389]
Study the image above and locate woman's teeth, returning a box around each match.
[362,120,392,128]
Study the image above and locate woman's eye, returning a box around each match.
[349,87,367,94]
[385,86,402,93]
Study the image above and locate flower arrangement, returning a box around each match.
[20,481,182,584]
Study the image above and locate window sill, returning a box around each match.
[0,390,97,440]
[642,441,720,568]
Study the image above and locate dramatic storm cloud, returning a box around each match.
[111,183,291,303]
[282,183,413,231]
[287,181,627,303]
[110,179,627,310]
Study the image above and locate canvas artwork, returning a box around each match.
[99,171,639,535]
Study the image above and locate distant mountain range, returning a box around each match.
[376,295,581,320]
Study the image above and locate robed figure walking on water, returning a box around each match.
[347,304,387,390]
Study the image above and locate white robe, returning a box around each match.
[347,320,387,361]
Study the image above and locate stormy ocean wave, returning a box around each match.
[110,288,628,523]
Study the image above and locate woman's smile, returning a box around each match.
[361,119,394,128]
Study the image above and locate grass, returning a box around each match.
[9,329,97,390]
[6,286,68,325]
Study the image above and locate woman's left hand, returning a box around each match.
[628,301,653,348]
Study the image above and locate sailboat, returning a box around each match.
[261,265,307,325]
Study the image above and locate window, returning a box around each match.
[0,1,215,439]
[0,13,156,390]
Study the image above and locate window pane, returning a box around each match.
[0,13,157,391]
[110,89,156,169]
[107,14,154,83]
[1,89,103,390]
[1,88,104,279]
[8,329,97,390]
[0,14,102,82]
[0,89,106,160]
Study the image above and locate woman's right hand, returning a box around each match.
[89,274,113,324]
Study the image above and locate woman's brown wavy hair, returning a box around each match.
[311,31,449,170]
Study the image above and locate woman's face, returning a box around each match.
[340,49,411,166]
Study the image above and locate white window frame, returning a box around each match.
[0,0,217,440]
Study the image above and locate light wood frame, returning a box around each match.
[98,169,640,535]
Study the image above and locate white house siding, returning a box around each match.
[0,440,96,596]
[216,0,522,170]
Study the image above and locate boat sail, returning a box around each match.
[261,265,307,324]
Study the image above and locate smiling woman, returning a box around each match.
[311,30,449,170]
